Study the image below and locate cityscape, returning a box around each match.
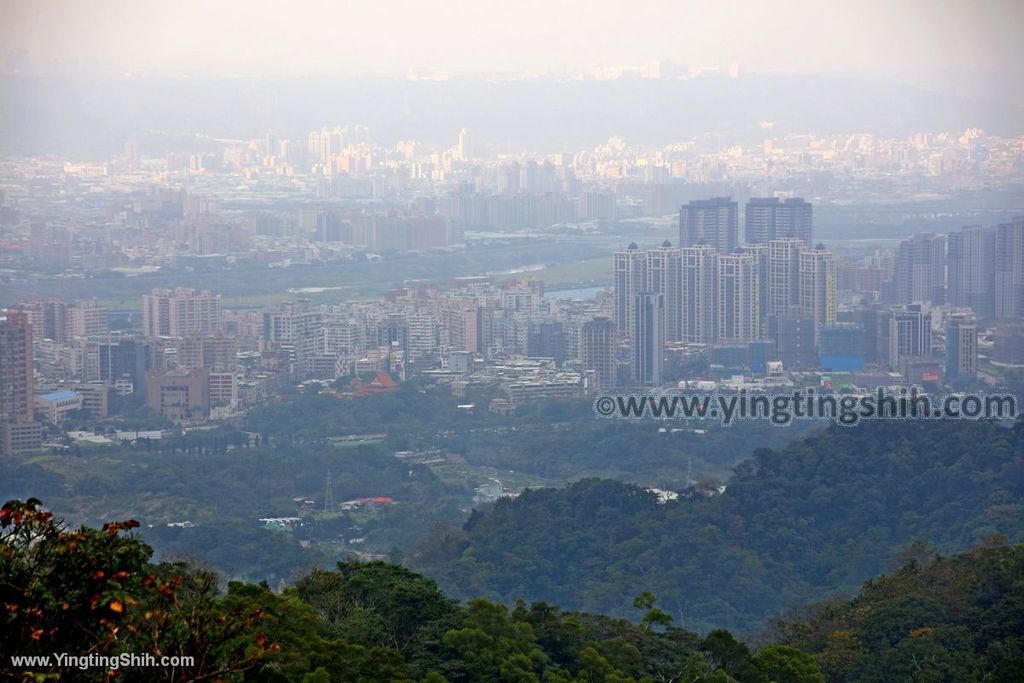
[2,125,1023,453]
[2,1,1024,681]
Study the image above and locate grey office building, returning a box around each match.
[948,225,996,317]
[745,197,812,247]
[679,198,738,253]
[633,292,665,386]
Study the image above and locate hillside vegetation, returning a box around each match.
[412,420,1024,633]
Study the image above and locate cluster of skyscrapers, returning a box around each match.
[615,198,1024,388]
[616,197,832,384]
[4,182,1024,452]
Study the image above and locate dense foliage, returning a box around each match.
[412,420,1024,633]
[774,539,1024,682]
[0,443,468,584]
[0,499,272,682]
[1,386,813,585]
[5,498,1022,682]
[3,499,833,682]
[245,383,815,486]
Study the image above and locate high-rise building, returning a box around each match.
[679,198,738,253]
[858,304,887,365]
[14,299,65,343]
[646,241,682,341]
[892,234,946,305]
[96,337,153,394]
[527,321,567,366]
[948,225,996,317]
[715,253,760,342]
[775,315,818,371]
[0,312,34,425]
[767,238,803,318]
[680,245,716,343]
[378,316,410,361]
[261,299,324,377]
[66,300,110,340]
[457,128,471,160]
[633,292,665,386]
[945,312,978,382]
[445,301,481,354]
[581,317,616,391]
[887,304,933,373]
[799,246,836,346]
[613,243,648,339]
[14,298,109,344]
[739,243,769,330]
[775,198,814,246]
[744,198,777,245]
[0,312,42,455]
[579,191,617,221]
[142,288,221,338]
[995,216,1024,319]
[745,197,812,246]
[176,335,239,372]
[406,312,441,362]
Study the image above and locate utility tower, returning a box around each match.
[324,470,335,513]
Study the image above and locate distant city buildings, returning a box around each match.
[798,246,836,346]
[679,198,738,253]
[767,238,803,318]
[715,252,759,343]
[13,299,109,345]
[603,202,1024,387]
[892,233,946,305]
[633,292,665,386]
[143,288,221,338]
[948,225,996,317]
[0,115,1022,443]
[580,317,616,391]
[945,312,978,382]
[745,197,813,247]
[613,243,647,340]
[680,244,717,344]
[146,368,209,421]
[995,217,1024,319]
[612,204,841,383]
[886,304,933,375]
[0,312,42,455]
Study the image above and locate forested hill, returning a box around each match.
[772,539,1024,682]
[5,497,1022,682]
[4,497,1022,681]
[412,420,1024,634]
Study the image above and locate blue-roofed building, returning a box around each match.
[35,389,83,423]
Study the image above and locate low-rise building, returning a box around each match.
[146,368,209,421]
[35,389,83,423]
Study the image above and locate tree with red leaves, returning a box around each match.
[0,498,273,682]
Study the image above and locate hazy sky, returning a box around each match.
[1,0,1022,78]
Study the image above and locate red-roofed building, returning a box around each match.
[353,370,398,396]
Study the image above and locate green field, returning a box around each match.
[3,242,612,309]
[521,257,611,289]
